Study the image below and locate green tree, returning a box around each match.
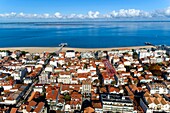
[134,79,138,85]
[149,64,162,76]
[133,52,138,59]
[78,55,81,60]
[149,64,161,71]
[93,79,100,86]
[132,49,135,52]
[21,51,28,56]
[33,56,40,60]
[143,65,149,70]
[16,56,20,60]
[64,94,71,101]
[128,78,132,85]
[50,52,57,56]
[111,81,116,86]
[5,76,14,81]
[83,63,88,69]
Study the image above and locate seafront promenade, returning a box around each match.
[0,45,154,53]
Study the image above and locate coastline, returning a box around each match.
[0,46,154,53]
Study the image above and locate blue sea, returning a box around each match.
[0,21,170,48]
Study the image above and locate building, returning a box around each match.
[140,92,170,113]
[101,94,135,113]
[65,50,75,58]
[147,83,169,94]
[82,79,91,99]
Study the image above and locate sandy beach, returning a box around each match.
[0,46,154,53]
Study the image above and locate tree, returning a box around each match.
[133,52,138,59]
[83,63,88,69]
[78,55,81,60]
[149,64,162,76]
[132,49,135,52]
[134,79,138,85]
[21,51,28,56]
[0,87,4,95]
[111,81,116,86]
[143,65,149,70]
[93,79,100,86]
[64,94,71,101]
[5,76,14,81]
[123,52,128,56]
[16,56,20,60]
[149,64,161,71]
[125,66,131,72]
[127,78,132,85]
[33,56,40,60]
[50,52,57,56]
[67,62,71,66]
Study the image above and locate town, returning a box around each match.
[0,45,170,113]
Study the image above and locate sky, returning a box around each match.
[0,0,170,20]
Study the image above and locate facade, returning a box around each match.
[65,50,75,58]
[101,94,135,113]
[141,93,170,113]
[0,47,169,113]
[82,79,91,94]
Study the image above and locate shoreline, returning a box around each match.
[0,46,154,53]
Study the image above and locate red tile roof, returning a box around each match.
[34,102,45,113]
[10,108,18,113]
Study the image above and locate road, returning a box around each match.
[15,43,67,108]
[16,80,39,107]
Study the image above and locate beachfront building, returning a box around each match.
[65,50,75,58]
[81,52,95,58]
[0,51,9,57]
[138,49,152,59]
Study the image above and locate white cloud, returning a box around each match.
[54,12,62,18]
[1,7,170,19]
[18,12,25,17]
[165,7,170,16]
[149,7,170,18]
[66,14,86,19]
[110,9,152,18]
[88,11,100,18]
[0,12,17,18]
[67,14,76,18]
[10,12,17,17]
[43,13,50,18]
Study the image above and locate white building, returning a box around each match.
[148,83,169,94]
[139,50,151,59]
[0,51,9,57]
[65,50,75,58]
[58,72,72,84]
[45,65,54,72]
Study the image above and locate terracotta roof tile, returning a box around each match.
[46,89,58,100]
[10,108,18,113]
[34,102,45,113]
